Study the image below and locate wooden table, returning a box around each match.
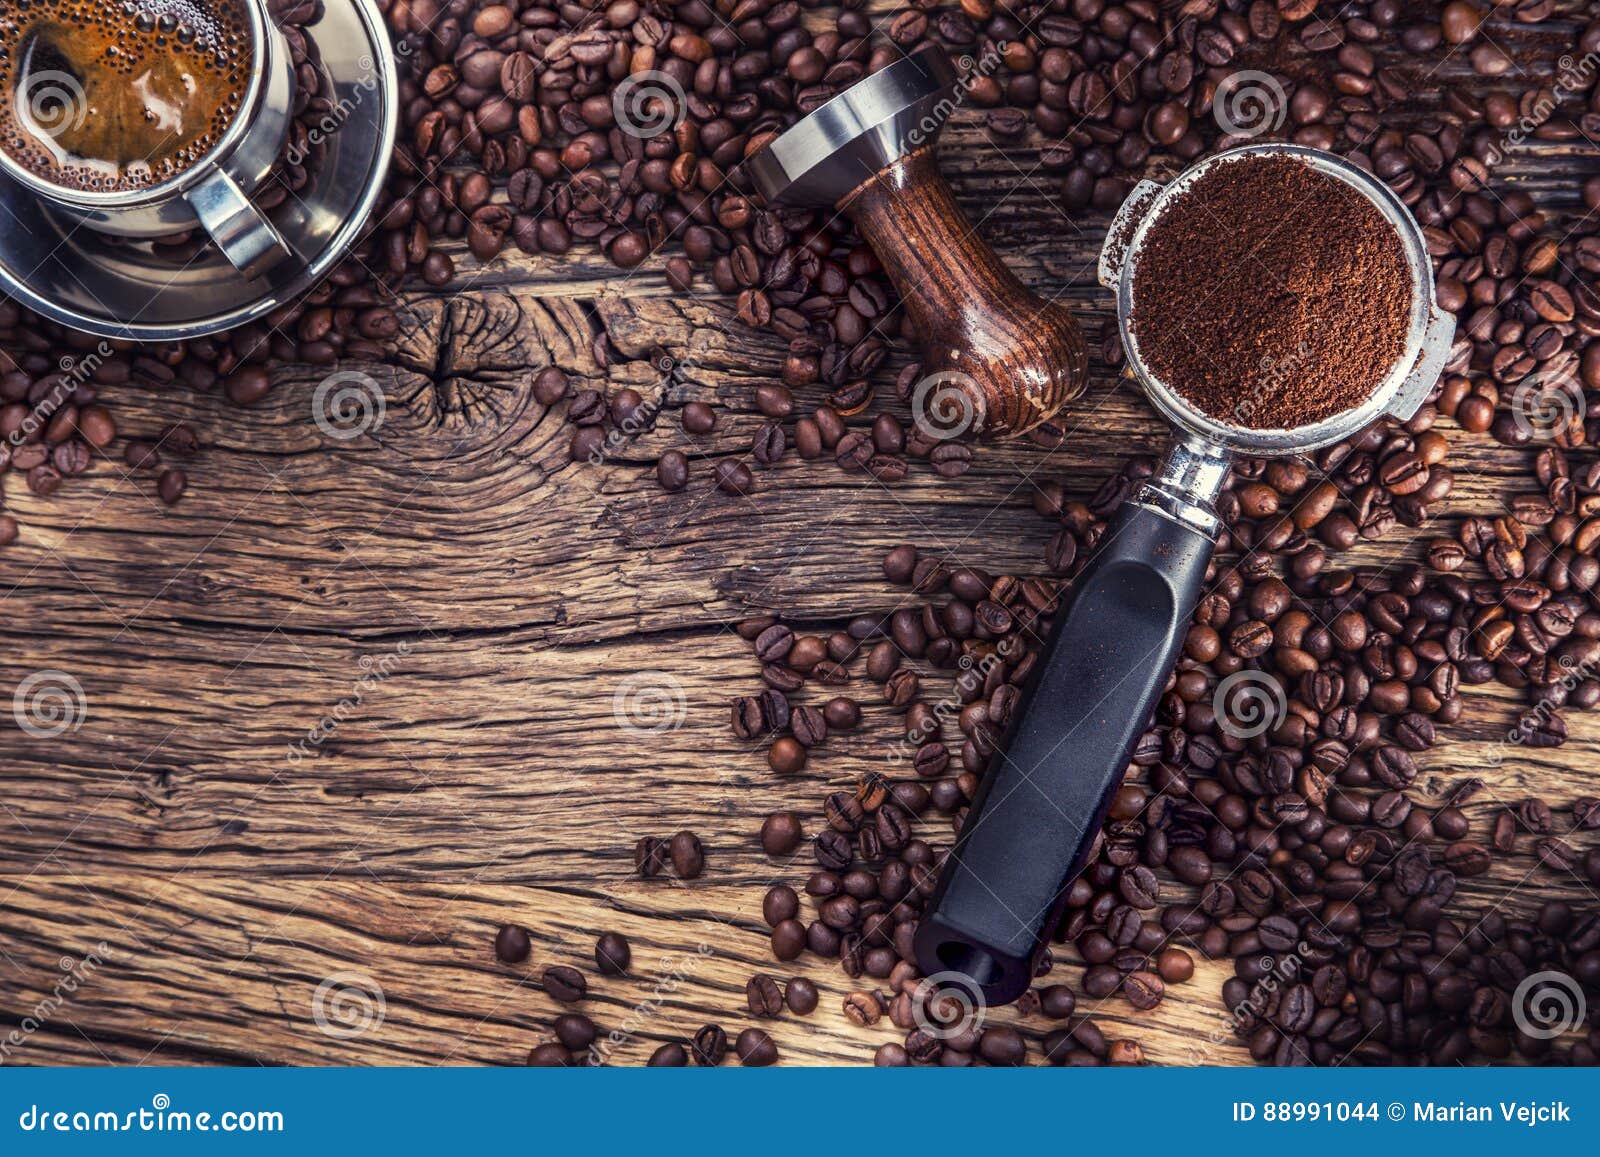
[4,33,1600,1066]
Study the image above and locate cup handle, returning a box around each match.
[185,169,292,280]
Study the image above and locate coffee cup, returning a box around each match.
[0,0,296,279]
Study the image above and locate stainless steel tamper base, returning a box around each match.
[747,47,957,207]
[0,0,398,342]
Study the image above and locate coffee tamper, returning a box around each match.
[913,145,1457,1005]
[747,47,1088,438]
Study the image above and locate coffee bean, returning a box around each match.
[526,1043,570,1067]
[761,811,803,856]
[669,831,705,878]
[648,1043,688,1066]
[681,401,716,434]
[494,923,530,964]
[735,1027,777,1066]
[656,450,689,492]
[595,932,630,976]
[746,974,783,1018]
[542,965,586,1004]
[634,836,668,878]
[785,977,819,1015]
[691,1024,728,1066]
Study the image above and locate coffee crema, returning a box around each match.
[0,0,253,193]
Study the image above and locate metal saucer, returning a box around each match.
[0,0,398,342]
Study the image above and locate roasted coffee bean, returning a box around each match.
[691,1024,728,1066]
[634,836,668,878]
[735,1027,778,1066]
[761,811,803,856]
[494,923,530,964]
[669,831,705,878]
[648,1043,688,1067]
[542,965,587,1004]
[746,974,783,1018]
[785,977,819,1016]
[595,932,630,976]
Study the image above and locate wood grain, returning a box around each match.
[5,26,1600,1065]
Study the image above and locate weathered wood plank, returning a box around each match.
[4,12,1600,1065]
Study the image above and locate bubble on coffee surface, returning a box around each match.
[0,0,253,192]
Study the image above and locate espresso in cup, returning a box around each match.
[0,0,253,193]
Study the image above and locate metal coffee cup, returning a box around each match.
[0,0,295,280]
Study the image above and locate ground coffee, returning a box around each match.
[1129,154,1413,430]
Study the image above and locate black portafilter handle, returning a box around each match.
[914,497,1219,1006]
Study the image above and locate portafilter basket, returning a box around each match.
[915,143,1457,1006]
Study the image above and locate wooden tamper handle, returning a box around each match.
[746,47,1088,439]
[842,148,1087,438]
